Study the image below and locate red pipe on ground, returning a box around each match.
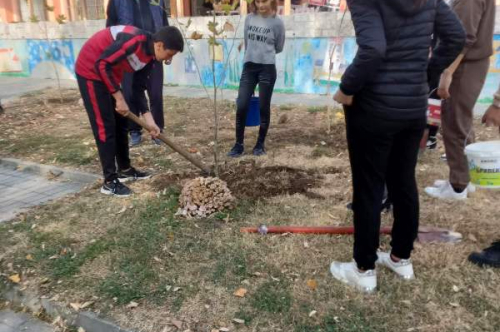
[240,225,393,235]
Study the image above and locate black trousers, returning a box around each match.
[77,75,131,182]
[345,103,426,270]
[235,62,277,145]
[124,60,165,133]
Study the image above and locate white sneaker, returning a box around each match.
[376,252,415,280]
[424,181,467,200]
[432,180,476,193]
[330,261,377,293]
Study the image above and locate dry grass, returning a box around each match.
[0,89,499,332]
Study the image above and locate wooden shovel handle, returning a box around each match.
[125,112,212,175]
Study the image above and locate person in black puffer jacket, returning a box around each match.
[330,0,465,293]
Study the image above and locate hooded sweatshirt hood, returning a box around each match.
[385,0,427,17]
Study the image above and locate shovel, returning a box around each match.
[241,225,462,243]
[125,112,212,175]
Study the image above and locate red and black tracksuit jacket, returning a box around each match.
[75,26,155,182]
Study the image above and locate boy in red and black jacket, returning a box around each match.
[75,25,183,197]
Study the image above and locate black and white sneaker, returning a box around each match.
[117,167,152,183]
[101,179,132,197]
[426,136,437,150]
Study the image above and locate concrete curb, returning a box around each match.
[0,158,100,184]
[2,284,134,332]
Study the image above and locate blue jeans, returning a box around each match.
[235,62,277,145]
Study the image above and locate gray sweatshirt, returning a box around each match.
[243,13,285,65]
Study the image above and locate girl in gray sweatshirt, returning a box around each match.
[227,0,285,157]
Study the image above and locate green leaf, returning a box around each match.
[56,14,66,24]
[208,36,220,46]
[222,4,232,15]
[231,0,240,10]
[208,21,219,34]
[186,18,192,29]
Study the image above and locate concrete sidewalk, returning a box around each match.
[0,76,488,113]
[0,77,331,107]
[0,159,98,223]
[0,310,55,332]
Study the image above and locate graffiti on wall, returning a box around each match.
[27,39,76,79]
[166,35,500,104]
[0,48,22,73]
[478,34,500,103]
[0,33,498,104]
[166,36,357,94]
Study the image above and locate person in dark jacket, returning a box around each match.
[331,0,465,293]
[106,0,169,146]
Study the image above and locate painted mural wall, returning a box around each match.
[166,35,500,104]
[1,34,500,104]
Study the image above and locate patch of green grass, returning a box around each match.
[49,238,113,278]
[279,104,294,111]
[251,281,292,314]
[307,106,327,114]
[229,200,256,222]
[311,145,333,159]
[293,313,376,332]
[234,309,255,326]
[0,134,95,165]
[211,246,248,286]
[97,189,181,304]
[155,158,174,170]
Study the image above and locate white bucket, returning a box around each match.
[464,141,500,189]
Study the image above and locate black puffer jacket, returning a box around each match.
[339,0,465,120]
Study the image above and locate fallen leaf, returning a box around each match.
[233,288,247,298]
[78,328,86,332]
[190,31,203,40]
[232,318,245,325]
[172,319,183,329]
[233,318,245,324]
[173,287,181,292]
[306,279,317,291]
[188,147,198,153]
[224,21,235,32]
[219,328,230,332]
[468,234,478,242]
[153,256,162,262]
[303,241,309,248]
[126,301,139,309]
[81,301,94,309]
[52,316,63,327]
[117,206,127,214]
[452,285,460,293]
[26,254,34,261]
[70,302,81,311]
[211,329,219,332]
[8,274,21,283]
[309,310,317,317]
[449,302,460,308]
